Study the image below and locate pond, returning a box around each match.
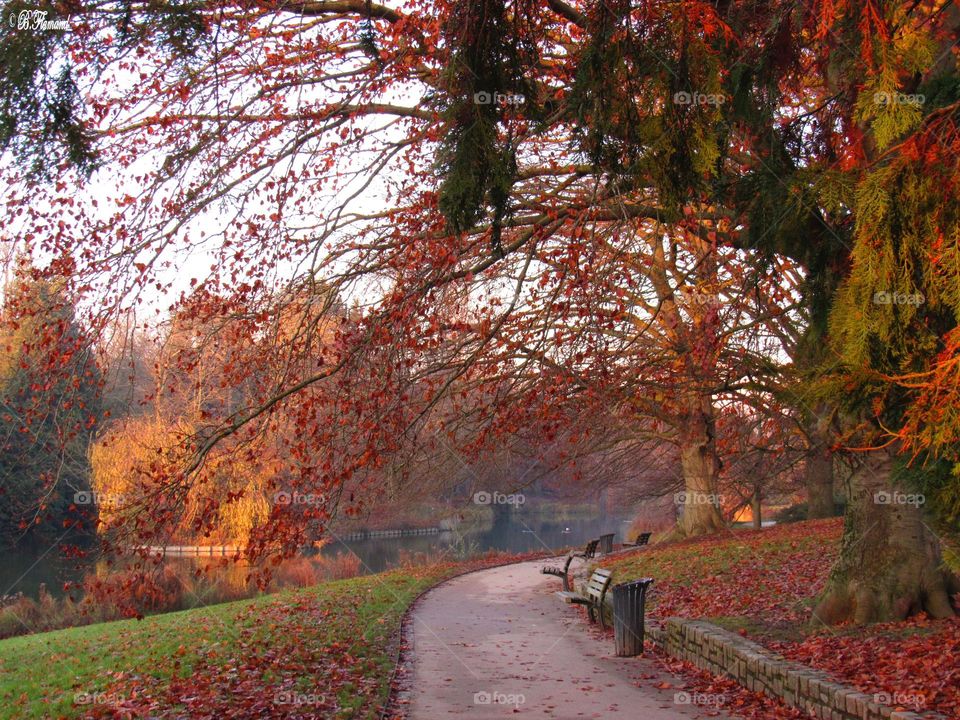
[322,506,631,574]
[0,506,631,600]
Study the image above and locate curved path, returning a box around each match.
[406,559,730,719]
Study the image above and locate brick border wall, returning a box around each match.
[642,618,945,720]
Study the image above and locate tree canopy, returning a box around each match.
[1,0,958,622]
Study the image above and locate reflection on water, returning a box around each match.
[1,508,628,599]
[321,508,627,574]
[0,546,89,599]
[0,550,256,601]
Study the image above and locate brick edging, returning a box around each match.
[643,618,946,720]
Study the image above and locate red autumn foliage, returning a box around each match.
[608,520,959,718]
[648,648,810,720]
[611,519,844,625]
[772,616,960,718]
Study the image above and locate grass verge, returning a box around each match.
[0,556,527,719]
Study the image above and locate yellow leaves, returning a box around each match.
[853,18,934,150]
[855,80,925,150]
[853,165,894,234]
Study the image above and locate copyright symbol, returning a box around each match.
[8,13,14,27]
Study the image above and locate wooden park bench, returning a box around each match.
[623,532,652,547]
[540,538,599,591]
[556,567,613,628]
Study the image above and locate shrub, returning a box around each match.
[274,557,321,588]
[315,551,362,580]
[0,549,372,640]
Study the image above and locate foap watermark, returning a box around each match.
[675,491,723,507]
[674,691,727,708]
[474,91,526,106]
[673,91,725,107]
[874,91,925,107]
[473,490,525,506]
[873,291,925,306]
[873,691,926,710]
[273,691,326,706]
[473,690,526,709]
[8,9,72,31]
[874,491,925,507]
[74,691,125,706]
[274,491,326,506]
[74,491,127,508]
[676,288,723,306]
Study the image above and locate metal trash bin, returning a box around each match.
[611,578,654,657]
[598,533,615,553]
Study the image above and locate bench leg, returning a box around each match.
[561,554,574,592]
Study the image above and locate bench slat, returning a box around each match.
[556,566,614,629]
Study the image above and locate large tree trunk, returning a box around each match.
[804,407,836,519]
[814,450,957,625]
[751,488,762,529]
[676,395,725,537]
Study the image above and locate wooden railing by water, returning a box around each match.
[134,528,446,555]
[134,545,241,557]
[340,527,444,542]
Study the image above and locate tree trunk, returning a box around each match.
[804,407,835,519]
[676,395,725,537]
[751,488,762,529]
[814,450,956,625]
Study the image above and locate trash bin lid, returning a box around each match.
[613,577,654,591]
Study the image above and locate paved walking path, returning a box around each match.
[406,559,731,719]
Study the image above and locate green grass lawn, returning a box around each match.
[0,565,453,719]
